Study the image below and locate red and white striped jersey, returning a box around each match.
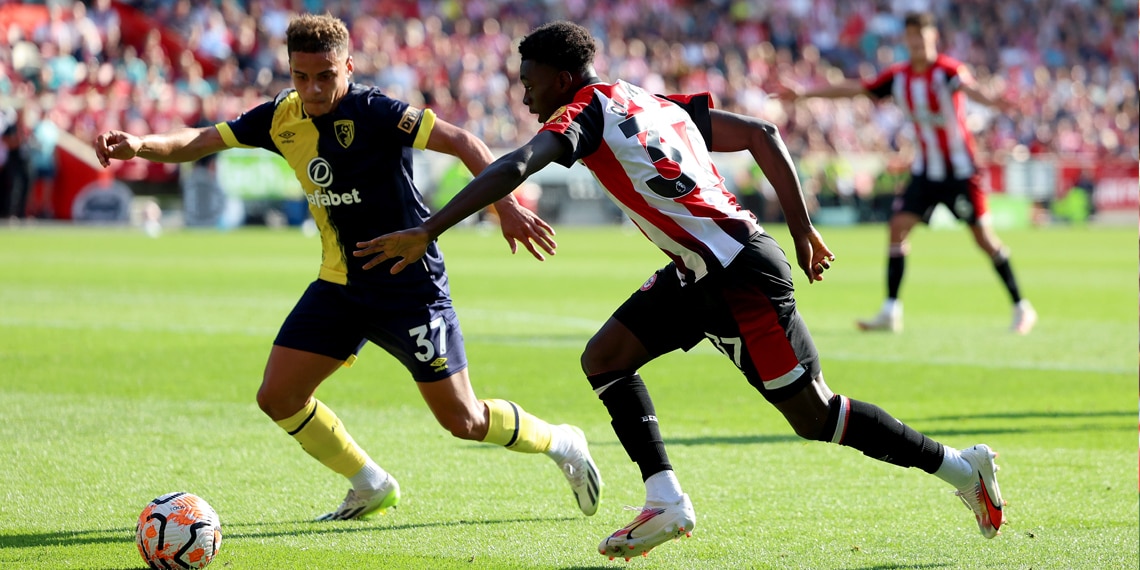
[540,80,761,284]
[863,54,976,181]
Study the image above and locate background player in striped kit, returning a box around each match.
[356,20,1007,560]
[779,11,1036,334]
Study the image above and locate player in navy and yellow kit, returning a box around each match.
[93,14,601,521]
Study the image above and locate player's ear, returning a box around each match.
[557,70,574,93]
[345,54,354,76]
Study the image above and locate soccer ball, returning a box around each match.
[136,492,222,570]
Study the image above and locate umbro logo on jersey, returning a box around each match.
[430,357,448,372]
[278,131,296,144]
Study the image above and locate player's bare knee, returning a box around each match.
[580,338,614,376]
[439,413,482,441]
[255,386,303,421]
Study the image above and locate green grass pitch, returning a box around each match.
[0,222,1136,569]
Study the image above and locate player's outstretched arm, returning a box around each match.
[355,131,566,273]
[424,118,557,260]
[776,78,867,102]
[708,109,834,283]
[93,126,227,167]
[955,65,1017,114]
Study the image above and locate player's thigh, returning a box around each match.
[259,345,345,419]
[602,265,706,371]
[263,280,370,416]
[707,233,821,403]
[362,300,470,383]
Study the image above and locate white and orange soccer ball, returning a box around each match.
[136,492,222,570]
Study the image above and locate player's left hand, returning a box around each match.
[793,227,835,283]
[495,202,557,261]
[354,227,431,274]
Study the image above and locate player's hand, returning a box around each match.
[495,202,557,261]
[993,97,1018,115]
[354,227,431,274]
[93,130,141,167]
[793,227,835,283]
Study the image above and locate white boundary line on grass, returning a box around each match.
[2,315,1134,376]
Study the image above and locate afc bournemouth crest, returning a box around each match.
[334,120,354,148]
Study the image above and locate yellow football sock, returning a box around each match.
[275,398,368,477]
[481,399,553,454]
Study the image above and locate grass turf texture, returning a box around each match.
[0,223,1135,569]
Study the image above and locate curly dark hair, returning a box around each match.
[286,13,350,57]
[518,21,597,74]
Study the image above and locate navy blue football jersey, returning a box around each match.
[216,83,448,299]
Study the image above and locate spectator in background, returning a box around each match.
[0,103,30,220]
[26,101,59,220]
[3,0,1136,204]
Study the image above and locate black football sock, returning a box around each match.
[991,248,1023,304]
[816,394,943,473]
[588,371,671,481]
[887,249,906,300]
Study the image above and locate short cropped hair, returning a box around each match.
[903,11,936,30]
[518,21,597,74]
[286,14,350,57]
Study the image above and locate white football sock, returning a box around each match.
[349,460,390,493]
[645,470,683,505]
[883,298,900,313]
[934,446,975,489]
[544,424,574,463]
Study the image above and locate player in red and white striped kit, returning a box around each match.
[357,21,1006,559]
[781,11,1036,334]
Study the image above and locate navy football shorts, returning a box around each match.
[613,232,820,403]
[274,279,468,382]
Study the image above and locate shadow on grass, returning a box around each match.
[846,565,952,570]
[916,409,1136,422]
[222,515,579,541]
[0,527,133,549]
[0,515,578,550]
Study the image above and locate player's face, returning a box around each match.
[903,24,938,64]
[290,50,353,117]
[519,59,574,123]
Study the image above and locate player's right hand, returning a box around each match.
[354,227,431,274]
[94,130,141,167]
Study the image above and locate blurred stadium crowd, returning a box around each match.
[0,0,1136,219]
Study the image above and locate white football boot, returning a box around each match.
[1010,300,1037,334]
[954,444,1005,538]
[556,425,602,516]
[599,494,696,560]
[316,474,400,521]
[857,300,902,332]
